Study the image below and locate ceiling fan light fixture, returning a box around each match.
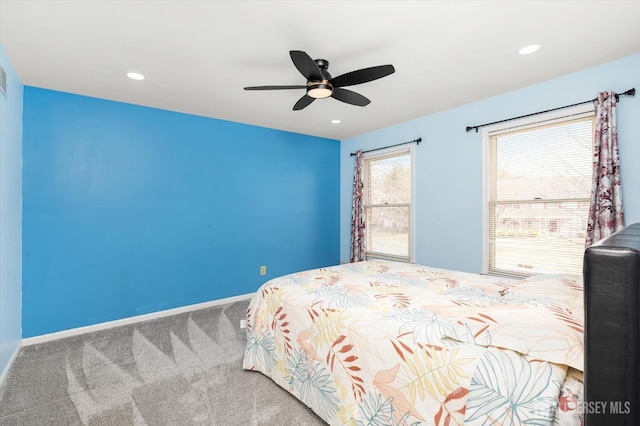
[307,82,333,99]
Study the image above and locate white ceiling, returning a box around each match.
[1,1,639,140]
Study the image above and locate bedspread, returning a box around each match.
[243,260,584,425]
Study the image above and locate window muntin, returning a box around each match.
[363,148,412,261]
[488,114,594,276]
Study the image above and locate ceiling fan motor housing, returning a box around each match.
[306,59,333,98]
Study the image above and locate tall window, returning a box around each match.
[363,147,413,262]
[486,108,594,276]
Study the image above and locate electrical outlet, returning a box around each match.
[260,265,267,276]
[240,319,247,329]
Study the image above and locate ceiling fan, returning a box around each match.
[244,50,395,110]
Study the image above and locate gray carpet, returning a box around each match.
[0,300,326,425]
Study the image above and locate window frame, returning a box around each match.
[362,144,415,263]
[481,103,595,277]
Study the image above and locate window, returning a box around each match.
[486,108,594,276]
[363,147,413,262]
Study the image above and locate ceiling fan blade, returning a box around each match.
[293,95,315,110]
[244,85,306,90]
[331,88,370,107]
[330,64,395,88]
[290,50,323,81]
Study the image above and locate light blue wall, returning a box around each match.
[341,54,640,271]
[0,46,23,377]
[23,88,340,337]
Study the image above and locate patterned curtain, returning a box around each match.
[350,150,366,262]
[586,91,625,246]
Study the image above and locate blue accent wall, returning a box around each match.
[23,88,340,337]
[340,53,640,271]
[0,45,23,378]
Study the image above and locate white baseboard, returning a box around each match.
[0,343,21,386]
[22,293,255,346]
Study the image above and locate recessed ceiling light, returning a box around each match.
[331,119,341,124]
[126,72,145,80]
[518,44,541,55]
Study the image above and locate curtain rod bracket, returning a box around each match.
[614,88,635,101]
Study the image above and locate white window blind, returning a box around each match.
[488,114,594,276]
[364,148,412,262]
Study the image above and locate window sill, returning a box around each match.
[365,252,412,263]
[482,270,532,280]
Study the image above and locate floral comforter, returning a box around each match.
[243,260,584,425]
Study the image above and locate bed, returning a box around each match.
[584,222,639,426]
[243,223,639,425]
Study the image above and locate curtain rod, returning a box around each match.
[349,138,421,156]
[465,88,636,133]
